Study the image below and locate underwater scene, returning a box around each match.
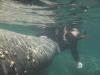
[0,0,100,75]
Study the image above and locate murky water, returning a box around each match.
[0,0,100,75]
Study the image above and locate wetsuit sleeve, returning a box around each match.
[70,43,80,62]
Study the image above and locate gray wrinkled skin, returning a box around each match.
[0,29,60,75]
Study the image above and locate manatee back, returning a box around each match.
[0,29,60,75]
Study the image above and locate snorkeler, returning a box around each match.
[40,24,86,69]
[63,26,86,69]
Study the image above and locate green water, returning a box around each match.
[0,0,100,75]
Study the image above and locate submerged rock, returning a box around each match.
[0,29,60,75]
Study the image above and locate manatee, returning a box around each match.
[0,29,60,75]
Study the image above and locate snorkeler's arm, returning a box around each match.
[70,42,83,69]
[70,44,80,62]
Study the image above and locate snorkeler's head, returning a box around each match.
[71,28,80,37]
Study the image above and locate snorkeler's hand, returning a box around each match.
[77,62,83,69]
